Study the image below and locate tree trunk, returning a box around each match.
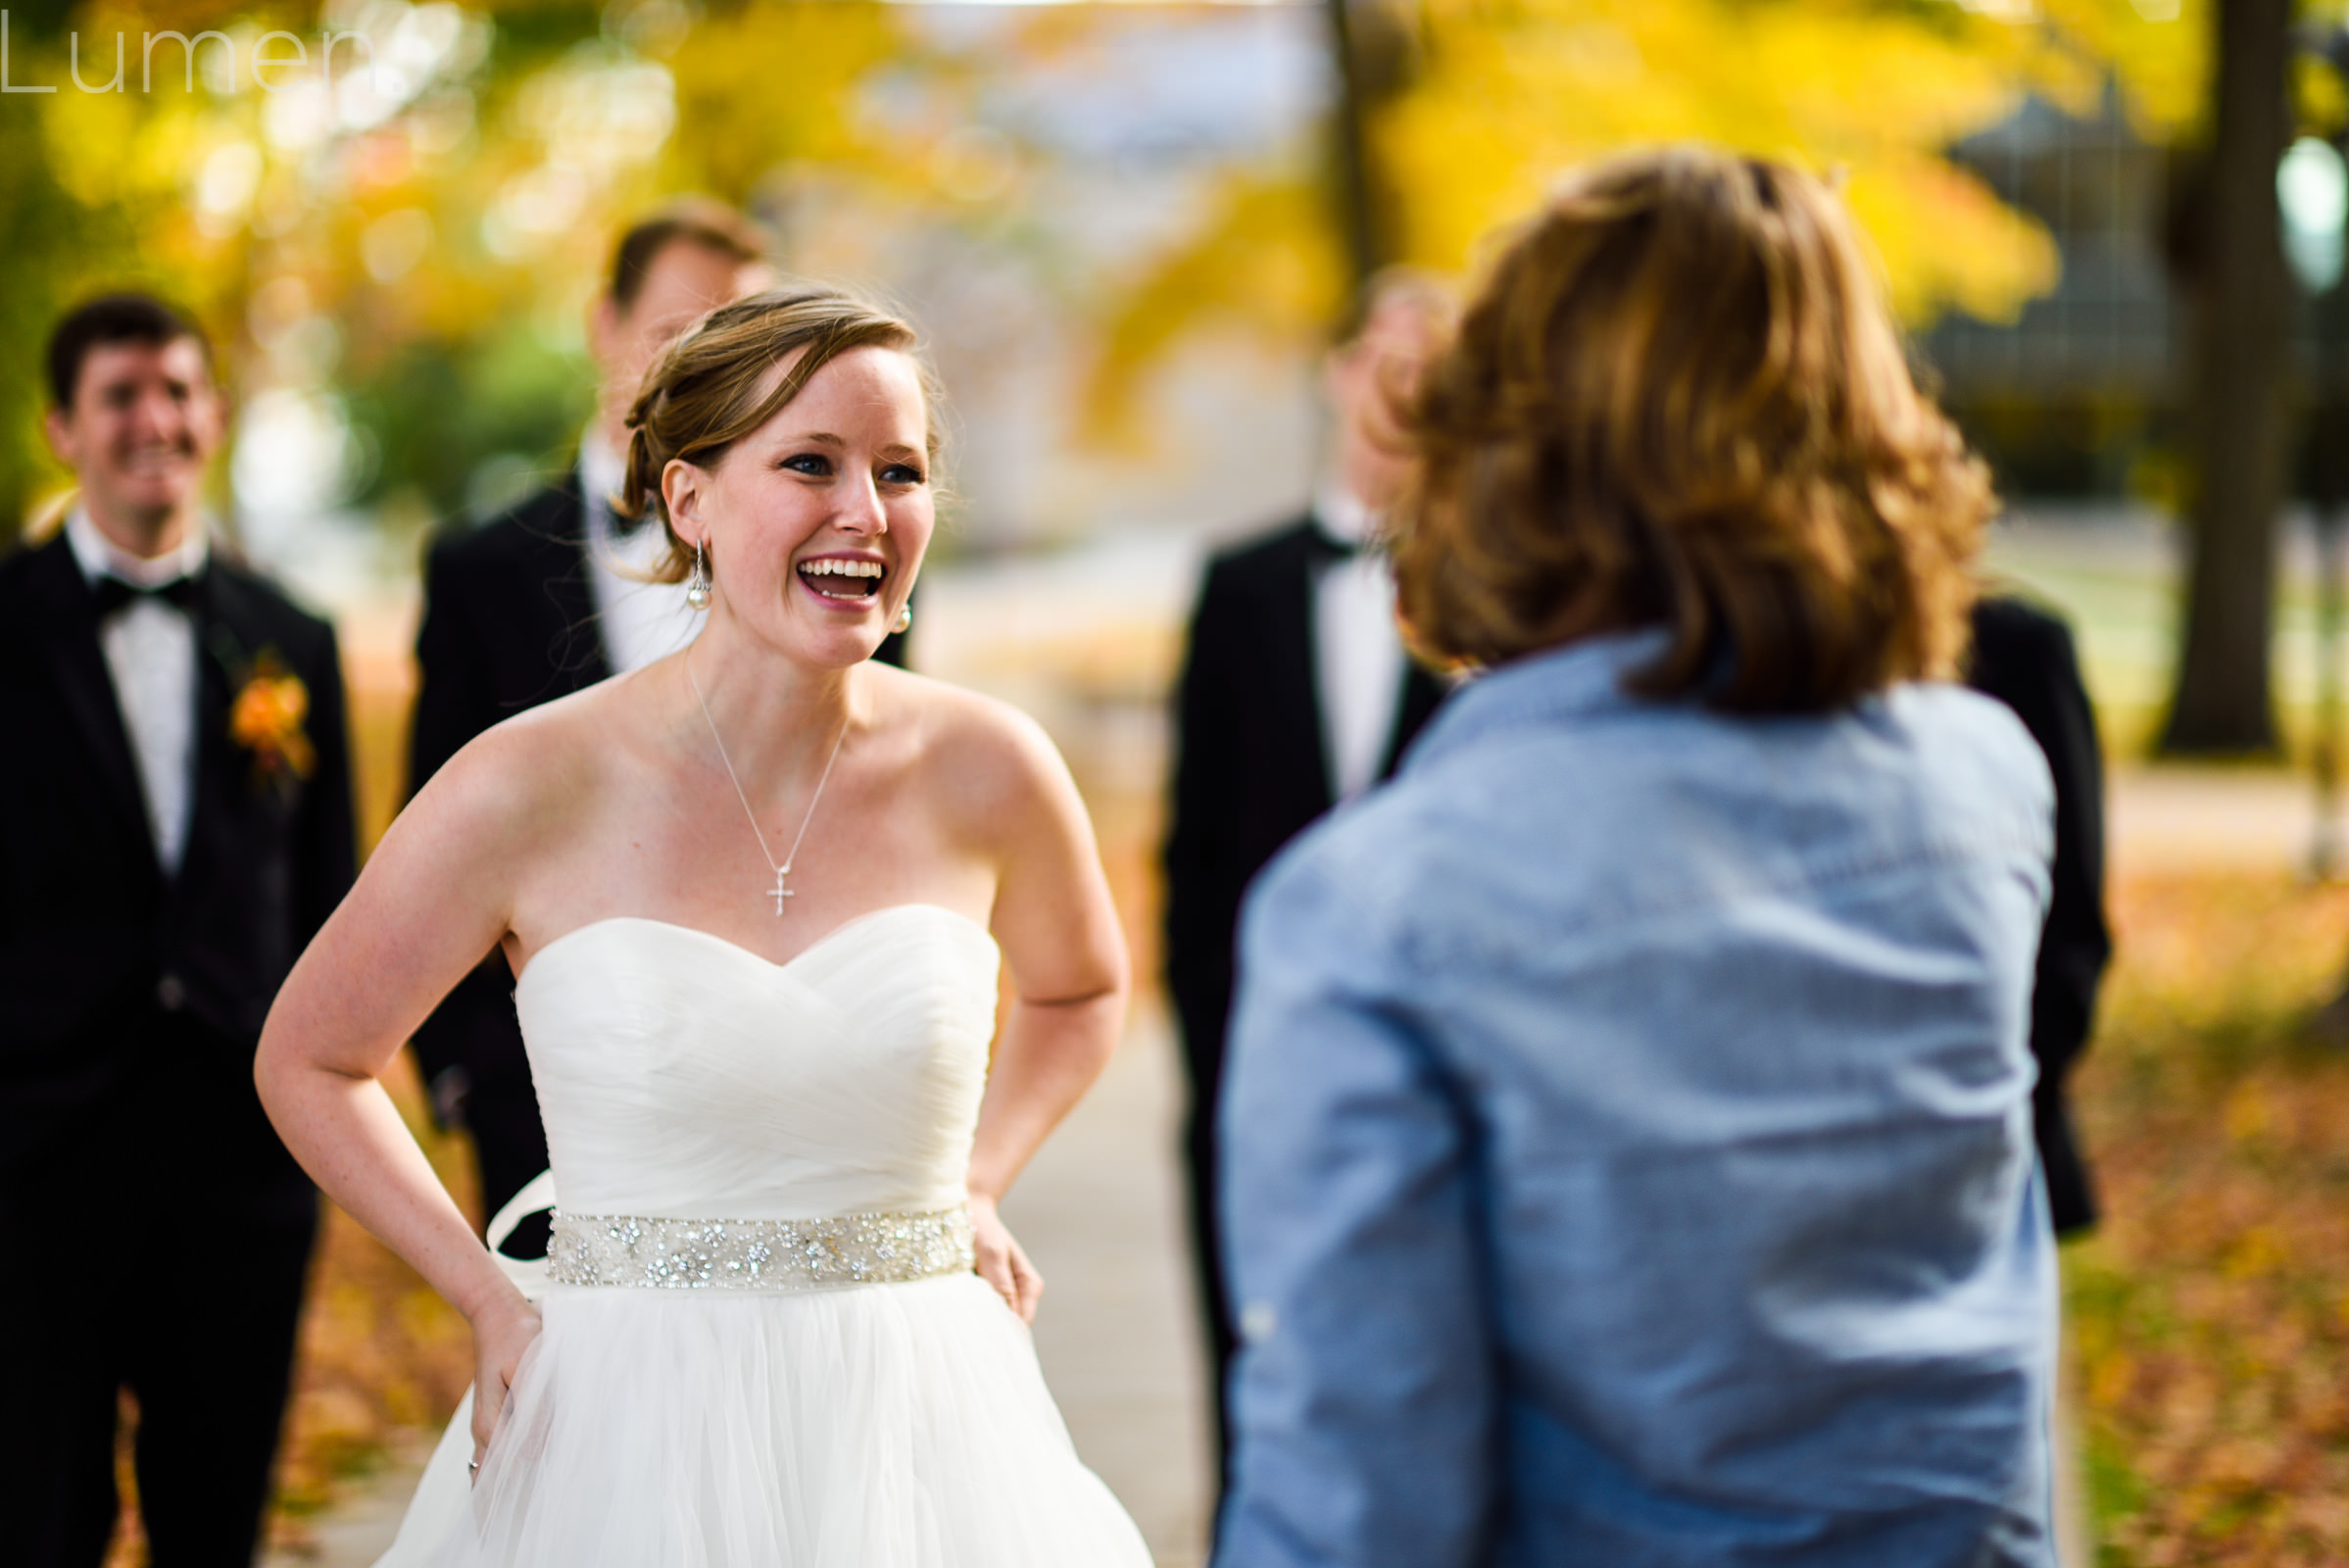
[2160,0,2293,756]
[1324,0,1384,289]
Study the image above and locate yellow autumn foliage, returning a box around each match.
[1385,0,2119,324]
[661,0,910,202]
[1084,0,2227,441]
[1080,172,1350,447]
[0,0,927,530]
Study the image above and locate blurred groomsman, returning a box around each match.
[0,294,356,1565]
[406,203,788,1247]
[1162,271,1455,1475]
[1966,594,2112,1237]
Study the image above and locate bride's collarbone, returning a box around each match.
[510,826,994,973]
[502,693,1003,973]
[511,902,994,987]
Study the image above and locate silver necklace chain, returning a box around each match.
[685,648,850,916]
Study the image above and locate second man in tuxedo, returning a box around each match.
[1161,271,1455,1473]
[406,204,775,1245]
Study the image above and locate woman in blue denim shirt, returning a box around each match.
[1215,147,2059,1568]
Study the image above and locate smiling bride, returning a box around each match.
[256,287,1152,1566]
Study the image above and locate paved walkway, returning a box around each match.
[2109,764,2331,879]
[262,1462,423,1567]
[1004,1004,1215,1568]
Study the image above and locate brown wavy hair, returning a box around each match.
[1393,146,1992,712]
[616,284,940,583]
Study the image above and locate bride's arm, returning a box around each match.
[955,707,1131,1322]
[255,717,570,1455]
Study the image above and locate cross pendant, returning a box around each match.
[769,867,793,916]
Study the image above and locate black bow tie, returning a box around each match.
[89,571,202,618]
[1306,526,1364,564]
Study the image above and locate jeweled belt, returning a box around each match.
[545,1205,975,1293]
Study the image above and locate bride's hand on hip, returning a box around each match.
[969,1196,1043,1322]
[468,1290,543,1473]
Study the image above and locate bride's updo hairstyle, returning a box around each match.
[615,285,941,583]
[1392,145,1993,712]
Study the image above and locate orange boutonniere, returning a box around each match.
[230,652,317,781]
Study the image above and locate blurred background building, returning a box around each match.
[1928,87,2178,498]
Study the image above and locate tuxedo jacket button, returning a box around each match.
[156,973,186,1011]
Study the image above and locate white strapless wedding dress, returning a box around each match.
[375,906,1151,1567]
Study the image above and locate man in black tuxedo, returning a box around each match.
[0,294,355,1565]
[409,203,910,1249]
[1162,272,1454,1474]
[1967,593,2112,1237]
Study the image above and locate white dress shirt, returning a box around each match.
[1310,480,1408,803]
[66,507,206,873]
[579,431,706,674]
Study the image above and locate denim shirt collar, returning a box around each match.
[1408,629,1677,773]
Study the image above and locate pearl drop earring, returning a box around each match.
[686,542,711,610]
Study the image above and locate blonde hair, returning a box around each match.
[616,285,939,583]
[1393,146,1992,712]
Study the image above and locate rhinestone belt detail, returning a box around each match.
[545,1206,975,1292]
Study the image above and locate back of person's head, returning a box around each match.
[1393,145,1991,712]
[616,285,937,583]
[46,292,214,413]
[606,199,768,315]
[1331,267,1456,354]
[1326,269,1459,511]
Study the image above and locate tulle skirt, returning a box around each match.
[375,1273,1151,1567]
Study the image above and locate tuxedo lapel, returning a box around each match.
[539,481,608,688]
[187,567,267,856]
[20,536,153,860]
[1379,664,1449,781]
[505,473,606,690]
[1269,525,1333,813]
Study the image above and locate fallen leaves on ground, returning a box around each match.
[2068,872,2349,1566]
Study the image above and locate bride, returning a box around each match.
[256,286,1152,1565]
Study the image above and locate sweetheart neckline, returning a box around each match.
[514,905,997,991]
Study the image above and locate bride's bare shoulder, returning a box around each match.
[394,679,636,858]
[874,666,1079,840]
